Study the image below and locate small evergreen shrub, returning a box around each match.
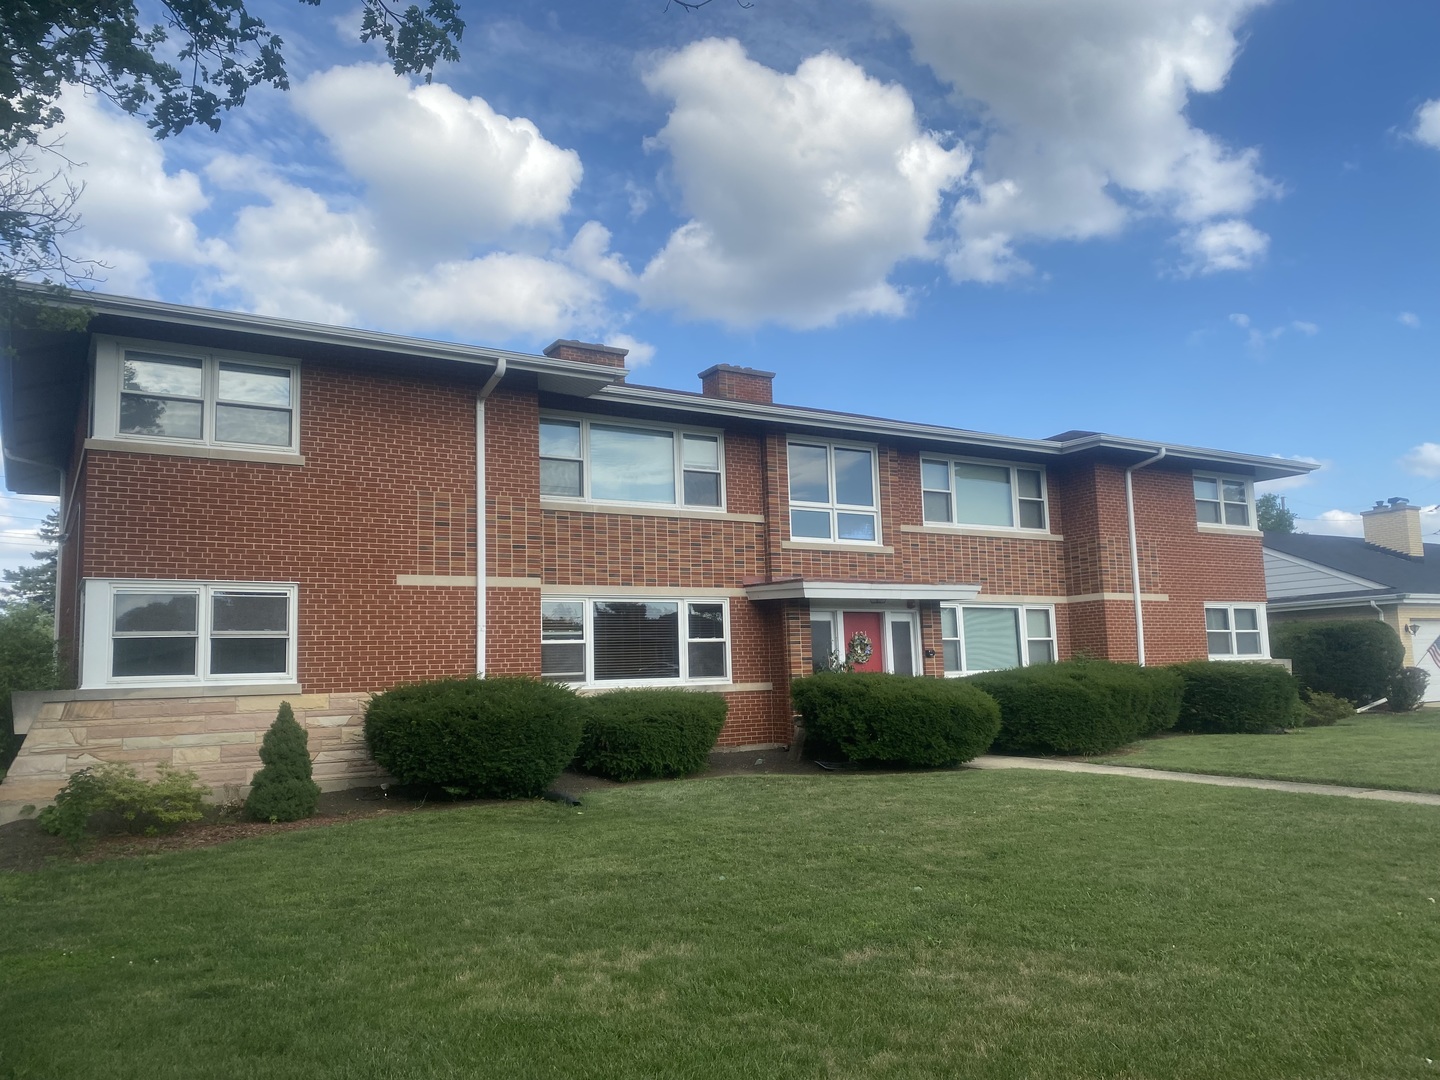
[1172,661,1301,734]
[37,762,209,847]
[364,675,584,798]
[967,660,1180,755]
[1387,667,1429,713]
[576,689,727,781]
[1271,620,1403,705]
[790,672,1000,767]
[1296,689,1354,727]
[245,702,321,822]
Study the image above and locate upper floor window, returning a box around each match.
[1194,474,1252,528]
[788,441,878,543]
[81,581,297,688]
[1205,603,1267,659]
[95,341,299,453]
[941,604,1055,676]
[922,458,1047,530]
[539,416,723,509]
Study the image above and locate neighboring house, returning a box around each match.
[0,291,1316,817]
[1264,499,1440,703]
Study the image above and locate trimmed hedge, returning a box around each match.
[364,676,584,798]
[1271,620,1403,705]
[791,672,1000,767]
[577,689,727,781]
[968,660,1183,755]
[1172,661,1301,734]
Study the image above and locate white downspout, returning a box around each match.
[1125,447,1167,666]
[475,358,506,675]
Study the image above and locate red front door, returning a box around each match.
[842,612,885,672]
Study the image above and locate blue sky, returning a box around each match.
[5,0,1440,570]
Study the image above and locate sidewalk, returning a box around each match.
[967,755,1440,806]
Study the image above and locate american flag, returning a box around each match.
[1428,635,1440,668]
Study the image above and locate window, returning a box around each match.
[1194,475,1252,528]
[539,416,723,509]
[788,441,878,543]
[941,604,1056,675]
[83,582,296,687]
[97,342,299,452]
[540,598,730,685]
[922,458,1047,530]
[1205,604,1267,659]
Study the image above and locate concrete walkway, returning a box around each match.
[966,755,1440,806]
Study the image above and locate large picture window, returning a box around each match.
[788,441,879,543]
[96,342,299,453]
[922,458,1047,530]
[541,598,730,685]
[83,582,297,687]
[539,416,723,510]
[941,604,1056,676]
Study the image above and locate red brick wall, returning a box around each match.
[81,362,484,693]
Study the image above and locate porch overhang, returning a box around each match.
[744,580,981,603]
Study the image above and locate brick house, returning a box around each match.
[0,292,1315,816]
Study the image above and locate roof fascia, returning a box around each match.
[1267,594,1402,611]
[745,580,982,602]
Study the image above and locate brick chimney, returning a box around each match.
[1362,498,1424,557]
[543,339,628,370]
[698,364,775,404]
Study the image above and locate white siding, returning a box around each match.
[1264,550,1378,599]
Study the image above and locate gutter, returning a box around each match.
[1125,447,1166,665]
[475,358,507,675]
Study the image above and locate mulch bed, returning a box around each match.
[0,749,817,874]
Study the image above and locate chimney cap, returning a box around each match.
[697,363,776,380]
[543,339,629,360]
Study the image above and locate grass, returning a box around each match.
[2,770,1439,1079]
[1092,711,1440,794]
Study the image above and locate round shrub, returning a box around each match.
[1172,661,1301,734]
[364,676,584,798]
[1271,620,1403,705]
[791,672,1000,767]
[245,701,321,822]
[576,688,727,781]
[1387,666,1429,713]
[1297,689,1354,727]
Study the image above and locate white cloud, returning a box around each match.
[638,38,969,328]
[1179,218,1270,275]
[1291,320,1318,335]
[1410,99,1440,150]
[1227,311,1316,351]
[1399,311,1421,329]
[1401,443,1440,479]
[293,65,583,257]
[1298,509,1363,537]
[1228,312,1250,328]
[32,89,210,294]
[873,0,1278,280]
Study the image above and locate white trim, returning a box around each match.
[746,580,981,603]
[900,523,1064,541]
[780,540,895,554]
[542,584,747,599]
[397,574,477,587]
[540,498,762,523]
[93,337,301,455]
[81,580,298,689]
[940,602,1058,676]
[1198,522,1263,536]
[786,438,883,546]
[539,411,728,513]
[1193,471,1256,530]
[83,438,305,466]
[541,596,734,689]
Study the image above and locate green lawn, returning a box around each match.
[2,771,1439,1079]
[1093,712,1440,794]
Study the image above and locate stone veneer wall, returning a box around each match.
[0,691,382,824]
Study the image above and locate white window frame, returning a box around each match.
[808,608,920,675]
[81,580,298,688]
[786,439,882,545]
[1194,473,1257,531]
[940,603,1057,676]
[1204,603,1270,660]
[538,413,727,512]
[93,338,301,455]
[921,456,1050,532]
[540,597,732,688]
